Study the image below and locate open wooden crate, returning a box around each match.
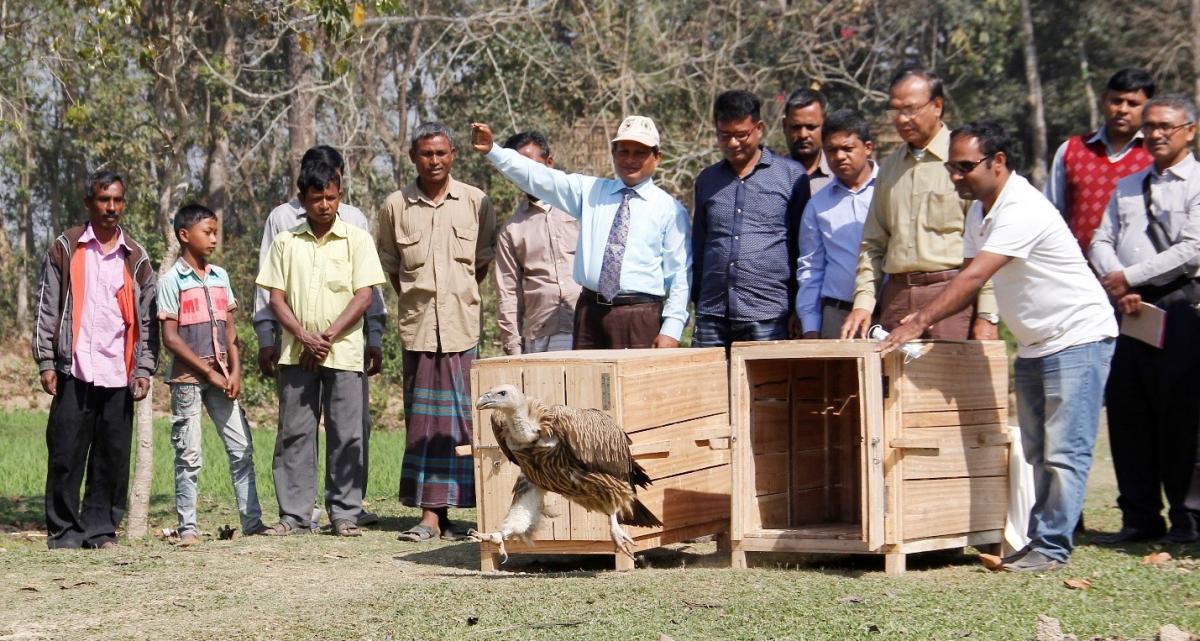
[729,340,1010,574]
[469,348,732,571]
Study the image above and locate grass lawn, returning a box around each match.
[0,408,1197,641]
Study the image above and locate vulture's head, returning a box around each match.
[476,384,526,413]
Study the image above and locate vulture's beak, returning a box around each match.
[476,392,496,410]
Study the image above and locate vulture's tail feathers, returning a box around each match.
[628,461,652,490]
[620,498,663,528]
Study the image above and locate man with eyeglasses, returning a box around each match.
[691,90,811,346]
[1090,94,1200,545]
[1046,68,1155,258]
[880,121,1117,572]
[841,65,998,340]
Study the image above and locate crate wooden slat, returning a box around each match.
[729,339,1010,575]
[470,348,732,571]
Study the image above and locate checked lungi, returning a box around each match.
[399,347,477,508]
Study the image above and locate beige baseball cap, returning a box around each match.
[611,115,660,148]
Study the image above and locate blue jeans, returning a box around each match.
[692,315,790,347]
[170,383,264,535]
[1014,338,1114,561]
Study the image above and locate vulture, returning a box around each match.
[470,384,662,562]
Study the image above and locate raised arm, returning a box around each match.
[472,123,589,219]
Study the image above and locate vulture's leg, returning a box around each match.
[469,476,545,564]
[609,512,636,559]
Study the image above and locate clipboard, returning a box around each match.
[1120,302,1167,348]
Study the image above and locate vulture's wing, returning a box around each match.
[542,405,634,480]
[490,412,518,465]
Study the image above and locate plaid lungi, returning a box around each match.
[399,347,477,508]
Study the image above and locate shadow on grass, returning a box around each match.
[0,495,43,530]
[744,547,980,576]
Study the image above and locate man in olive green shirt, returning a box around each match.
[256,160,386,537]
[376,123,496,542]
[842,65,999,340]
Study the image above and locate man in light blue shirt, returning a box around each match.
[471,117,691,349]
[797,109,878,338]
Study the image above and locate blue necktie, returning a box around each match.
[598,188,634,301]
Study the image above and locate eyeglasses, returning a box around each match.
[944,155,994,175]
[1141,121,1194,136]
[886,98,935,121]
[716,129,756,144]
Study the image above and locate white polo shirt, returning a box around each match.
[963,173,1117,358]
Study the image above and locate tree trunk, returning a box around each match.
[286,20,317,195]
[1078,41,1100,132]
[203,5,235,245]
[125,385,155,539]
[1019,0,1048,188]
[1193,0,1200,144]
[16,127,33,333]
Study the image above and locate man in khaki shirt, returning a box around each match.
[842,65,999,340]
[494,131,581,355]
[376,122,496,542]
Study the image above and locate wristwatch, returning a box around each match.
[977,312,1000,324]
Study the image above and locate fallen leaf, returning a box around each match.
[682,600,721,609]
[18,586,38,592]
[1034,614,1071,641]
[866,623,881,633]
[1143,551,1172,565]
[1063,578,1091,590]
[979,553,1003,571]
[658,635,677,641]
[321,553,348,560]
[1157,623,1198,641]
[60,581,96,590]
[839,595,865,604]
[113,559,134,566]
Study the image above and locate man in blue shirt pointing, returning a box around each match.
[472,118,691,349]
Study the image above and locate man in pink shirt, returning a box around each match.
[33,170,159,549]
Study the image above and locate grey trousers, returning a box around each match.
[819,301,852,339]
[274,365,364,526]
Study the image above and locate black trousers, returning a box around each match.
[1105,295,1200,534]
[45,374,134,549]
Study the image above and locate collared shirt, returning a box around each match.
[256,216,386,372]
[852,124,998,315]
[807,151,834,193]
[1090,154,1200,287]
[158,259,237,383]
[797,163,879,333]
[692,146,810,321]
[72,226,132,388]
[252,199,387,349]
[376,178,497,353]
[485,145,692,340]
[965,173,1116,358]
[495,198,581,355]
[1044,126,1147,213]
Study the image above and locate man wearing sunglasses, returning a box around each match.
[1090,94,1200,545]
[841,65,998,340]
[879,122,1117,572]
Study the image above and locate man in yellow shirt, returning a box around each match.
[256,160,386,538]
[842,65,998,340]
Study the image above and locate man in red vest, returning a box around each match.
[1045,68,1155,258]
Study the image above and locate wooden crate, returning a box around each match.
[470,348,732,571]
[729,339,1010,575]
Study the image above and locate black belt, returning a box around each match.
[822,297,854,311]
[581,288,665,307]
